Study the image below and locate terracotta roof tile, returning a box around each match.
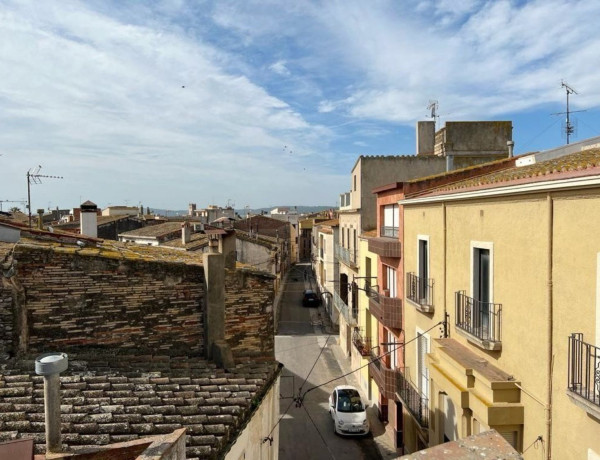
[415,148,600,197]
[0,352,280,458]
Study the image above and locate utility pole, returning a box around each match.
[26,166,63,228]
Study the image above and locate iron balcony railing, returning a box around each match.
[406,272,434,310]
[455,291,502,346]
[380,226,399,238]
[333,291,357,326]
[568,333,600,407]
[396,370,429,428]
[352,330,372,357]
[335,244,358,267]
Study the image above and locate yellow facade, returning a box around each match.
[402,186,600,459]
[352,236,377,396]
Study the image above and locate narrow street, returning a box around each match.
[276,263,383,460]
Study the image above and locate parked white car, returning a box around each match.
[328,385,370,436]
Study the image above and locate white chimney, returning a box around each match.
[80,201,98,238]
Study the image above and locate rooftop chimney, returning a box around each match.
[37,209,44,230]
[182,221,191,244]
[35,352,68,454]
[507,140,515,158]
[416,121,435,156]
[80,200,98,238]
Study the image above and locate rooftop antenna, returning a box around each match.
[26,166,63,228]
[553,81,586,144]
[427,100,439,128]
[0,199,27,212]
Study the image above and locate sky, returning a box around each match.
[1,0,600,212]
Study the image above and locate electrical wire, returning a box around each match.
[522,435,543,454]
[520,117,562,152]
[298,335,331,395]
[302,404,336,460]
[299,320,444,402]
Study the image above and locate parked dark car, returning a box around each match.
[302,289,321,307]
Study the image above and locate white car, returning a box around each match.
[328,385,370,436]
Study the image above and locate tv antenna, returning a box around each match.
[427,100,439,128]
[552,81,586,144]
[0,199,27,212]
[26,165,63,228]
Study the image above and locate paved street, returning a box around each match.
[276,263,383,460]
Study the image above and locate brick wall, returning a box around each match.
[0,244,275,362]
[224,268,274,360]
[6,245,205,356]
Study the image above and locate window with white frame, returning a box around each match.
[385,266,397,297]
[470,241,494,338]
[416,329,429,399]
[418,235,430,302]
[382,204,399,238]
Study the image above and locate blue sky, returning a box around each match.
[1,0,599,212]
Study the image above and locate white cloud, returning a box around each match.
[269,60,291,76]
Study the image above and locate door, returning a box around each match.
[418,239,428,302]
[473,248,490,336]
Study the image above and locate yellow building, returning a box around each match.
[400,147,600,459]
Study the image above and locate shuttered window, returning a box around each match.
[497,430,517,449]
[417,332,429,399]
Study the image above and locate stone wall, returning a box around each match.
[0,243,275,362]
[224,268,275,361]
[4,244,205,356]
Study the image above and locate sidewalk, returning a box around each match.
[322,305,400,460]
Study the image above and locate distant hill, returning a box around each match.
[238,205,334,216]
[149,205,334,218]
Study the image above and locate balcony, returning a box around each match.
[367,285,402,330]
[567,333,600,419]
[333,291,357,326]
[455,291,502,351]
[406,272,434,313]
[335,244,358,269]
[339,191,352,210]
[396,370,429,429]
[381,226,399,238]
[352,330,372,357]
[368,351,399,400]
[368,235,401,258]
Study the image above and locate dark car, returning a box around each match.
[302,289,321,307]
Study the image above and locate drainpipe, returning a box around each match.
[35,352,68,454]
[546,193,553,460]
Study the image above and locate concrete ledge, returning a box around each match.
[567,389,600,421]
[456,327,502,351]
[406,297,434,314]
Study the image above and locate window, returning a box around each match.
[387,330,397,369]
[385,266,397,297]
[470,241,494,339]
[353,174,357,191]
[418,236,429,300]
[416,330,429,399]
[382,204,399,237]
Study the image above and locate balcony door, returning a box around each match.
[418,238,429,302]
[473,247,491,337]
[385,266,397,298]
[383,204,399,238]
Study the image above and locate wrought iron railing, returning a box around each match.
[568,333,600,407]
[352,330,372,357]
[455,291,501,345]
[406,273,434,309]
[333,291,357,326]
[335,244,358,267]
[397,370,429,428]
[381,226,399,238]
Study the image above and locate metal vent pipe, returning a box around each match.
[35,352,68,454]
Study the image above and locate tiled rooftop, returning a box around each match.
[12,238,205,266]
[118,222,184,239]
[161,233,208,251]
[415,148,600,197]
[0,352,280,459]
